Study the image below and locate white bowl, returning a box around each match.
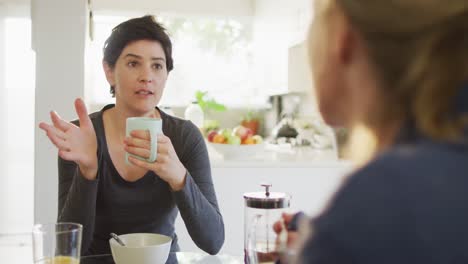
[109,233,172,264]
[208,142,265,160]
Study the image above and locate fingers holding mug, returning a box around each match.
[124,144,152,161]
[125,117,162,164]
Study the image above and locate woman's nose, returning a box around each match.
[139,77,152,83]
[138,68,153,83]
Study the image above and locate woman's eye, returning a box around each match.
[153,63,163,70]
[127,61,138,67]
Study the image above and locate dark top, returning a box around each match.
[299,85,468,264]
[57,104,225,255]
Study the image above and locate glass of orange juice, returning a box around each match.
[32,222,82,264]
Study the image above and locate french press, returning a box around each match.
[244,184,291,263]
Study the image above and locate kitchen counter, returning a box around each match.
[208,146,351,168]
[210,157,351,168]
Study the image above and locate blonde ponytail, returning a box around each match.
[336,0,468,141]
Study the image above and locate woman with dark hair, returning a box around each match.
[275,0,468,263]
[39,15,224,256]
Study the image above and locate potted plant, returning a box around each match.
[194,90,226,134]
[241,110,260,135]
[195,90,226,113]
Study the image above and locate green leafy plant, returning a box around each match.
[242,109,259,122]
[194,90,226,134]
[195,90,227,113]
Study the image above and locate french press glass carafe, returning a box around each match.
[244,184,290,263]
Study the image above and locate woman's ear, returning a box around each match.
[333,11,356,66]
[102,61,115,86]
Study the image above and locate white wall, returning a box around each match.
[0,4,7,231]
[0,1,35,234]
[3,17,35,235]
[0,0,28,4]
[33,0,88,224]
[0,1,26,15]
[92,0,253,17]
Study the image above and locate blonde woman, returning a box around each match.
[276,0,468,263]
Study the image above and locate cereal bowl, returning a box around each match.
[109,233,172,264]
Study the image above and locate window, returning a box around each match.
[86,14,263,108]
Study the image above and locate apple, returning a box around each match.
[213,134,226,144]
[252,135,263,144]
[218,128,233,139]
[232,125,253,141]
[227,134,241,145]
[207,130,218,142]
[242,136,255,145]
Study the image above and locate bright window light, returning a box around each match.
[87,14,262,108]
[2,17,35,233]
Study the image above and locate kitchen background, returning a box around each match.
[0,0,352,261]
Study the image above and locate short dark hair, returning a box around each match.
[103,15,174,97]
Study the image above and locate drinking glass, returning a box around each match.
[32,222,82,264]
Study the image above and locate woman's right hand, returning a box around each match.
[273,213,300,249]
[39,98,98,180]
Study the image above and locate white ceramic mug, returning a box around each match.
[125,117,162,164]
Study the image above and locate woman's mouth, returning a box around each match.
[135,89,154,95]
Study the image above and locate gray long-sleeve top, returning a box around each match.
[298,84,468,263]
[57,104,224,255]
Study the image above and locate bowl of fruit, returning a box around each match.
[206,125,264,160]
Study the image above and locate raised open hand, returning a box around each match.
[39,98,98,180]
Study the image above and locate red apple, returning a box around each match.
[207,130,218,142]
[232,125,253,141]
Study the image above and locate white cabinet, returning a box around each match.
[175,160,353,255]
[252,0,313,96]
[288,41,313,93]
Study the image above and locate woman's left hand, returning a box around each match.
[124,131,187,191]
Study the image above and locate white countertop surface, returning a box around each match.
[208,146,353,168]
